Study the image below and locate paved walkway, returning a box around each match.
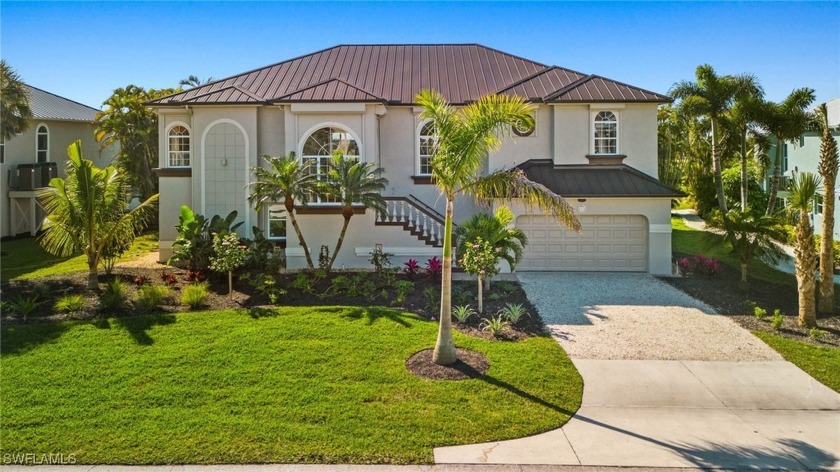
[672,208,840,283]
[435,273,840,469]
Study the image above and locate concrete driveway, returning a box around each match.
[435,273,840,469]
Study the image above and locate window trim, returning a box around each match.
[591,111,618,155]
[512,111,537,137]
[35,123,50,163]
[0,136,5,164]
[166,122,192,168]
[296,123,363,205]
[266,204,287,241]
[415,120,435,177]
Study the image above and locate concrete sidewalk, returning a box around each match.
[0,466,703,472]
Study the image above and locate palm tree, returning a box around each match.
[670,66,760,240]
[36,141,158,289]
[179,75,214,88]
[454,206,528,281]
[0,60,33,140]
[321,151,388,272]
[726,91,766,210]
[817,103,839,314]
[762,88,816,215]
[707,209,785,283]
[417,89,579,365]
[248,154,319,269]
[787,172,821,328]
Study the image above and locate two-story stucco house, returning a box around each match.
[148,44,680,275]
[1,85,115,238]
[766,97,840,240]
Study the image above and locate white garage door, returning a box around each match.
[517,215,647,271]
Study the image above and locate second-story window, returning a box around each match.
[302,126,359,203]
[593,111,617,154]
[168,125,191,167]
[418,121,436,176]
[36,125,49,163]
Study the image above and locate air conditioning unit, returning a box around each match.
[14,164,39,190]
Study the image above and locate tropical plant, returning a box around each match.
[787,172,821,328]
[209,232,249,296]
[670,65,761,240]
[36,141,158,290]
[0,60,33,141]
[417,89,579,365]
[170,206,242,273]
[180,282,209,309]
[706,209,785,283]
[369,246,392,272]
[426,256,442,277]
[100,278,129,311]
[725,89,766,209]
[480,315,507,337]
[816,103,839,314]
[55,294,85,314]
[7,296,40,321]
[393,280,415,305]
[753,305,767,320]
[453,305,476,323]
[455,206,528,277]
[761,88,817,215]
[95,85,179,198]
[178,75,214,88]
[459,237,499,314]
[248,154,319,268]
[771,309,785,330]
[403,258,421,278]
[320,152,388,272]
[500,303,529,324]
[136,284,172,312]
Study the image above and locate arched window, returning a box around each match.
[301,126,360,203]
[593,111,618,155]
[36,125,49,163]
[418,121,436,176]
[168,125,191,167]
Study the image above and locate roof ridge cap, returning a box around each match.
[560,74,671,102]
[231,84,266,101]
[544,75,595,101]
[270,77,384,102]
[494,67,556,95]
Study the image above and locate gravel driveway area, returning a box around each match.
[517,272,781,361]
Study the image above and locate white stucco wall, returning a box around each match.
[1,119,116,237]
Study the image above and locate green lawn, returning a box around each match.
[753,331,840,393]
[671,216,795,286]
[0,307,582,464]
[1,233,158,281]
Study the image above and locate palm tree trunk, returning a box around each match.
[740,128,748,209]
[711,119,729,215]
[796,211,817,328]
[767,143,782,215]
[285,198,314,269]
[740,262,748,284]
[86,252,98,290]
[433,198,457,366]
[818,183,836,314]
[327,209,353,272]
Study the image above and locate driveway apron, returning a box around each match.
[434,272,840,469]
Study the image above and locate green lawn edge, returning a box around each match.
[1,306,583,464]
[752,331,840,393]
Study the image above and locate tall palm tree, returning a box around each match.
[762,88,816,215]
[817,103,839,314]
[322,151,388,272]
[0,60,33,140]
[248,154,319,269]
[787,172,821,328]
[726,91,766,210]
[36,141,158,289]
[670,65,760,235]
[179,75,214,88]
[417,89,579,365]
[454,205,528,279]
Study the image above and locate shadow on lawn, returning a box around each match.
[110,313,176,345]
[341,306,413,327]
[0,322,72,355]
[478,373,577,417]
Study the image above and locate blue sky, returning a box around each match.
[2,1,838,108]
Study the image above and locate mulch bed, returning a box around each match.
[661,251,840,348]
[1,264,545,341]
[406,348,490,380]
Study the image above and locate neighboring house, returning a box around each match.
[148,44,680,274]
[1,85,116,238]
[766,97,840,239]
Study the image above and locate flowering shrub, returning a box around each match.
[426,256,442,276]
[460,237,500,313]
[210,231,250,295]
[160,271,177,285]
[678,254,720,277]
[133,275,149,286]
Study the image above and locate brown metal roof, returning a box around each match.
[518,160,684,198]
[149,44,670,106]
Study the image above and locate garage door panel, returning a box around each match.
[517,214,647,272]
